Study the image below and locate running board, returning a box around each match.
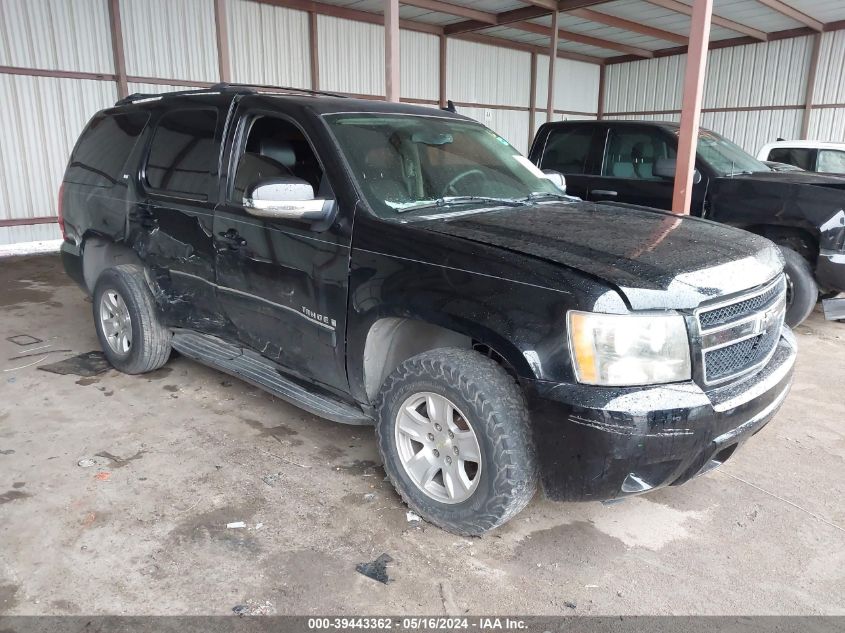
[171,330,373,425]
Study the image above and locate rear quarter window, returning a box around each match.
[65,112,150,188]
[144,108,219,199]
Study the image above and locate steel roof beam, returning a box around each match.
[399,0,497,24]
[509,20,655,57]
[569,7,688,45]
[443,0,611,35]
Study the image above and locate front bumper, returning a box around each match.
[525,327,796,502]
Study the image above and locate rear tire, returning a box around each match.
[779,247,817,327]
[92,264,171,374]
[375,348,537,536]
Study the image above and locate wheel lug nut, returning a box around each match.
[453,446,459,455]
[432,449,440,458]
[445,456,452,465]
[448,431,454,439]
[434,423,442,432]
[427,433,435,441]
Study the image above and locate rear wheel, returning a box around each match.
[375,348,537,536]
[779,247,817,327]
[93,265,171,374]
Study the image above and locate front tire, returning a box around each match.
[375,348,537,536]
[92,264,171,374]
[779,247,817,327]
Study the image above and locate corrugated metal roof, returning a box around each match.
[592,0,739,41]
[783,0,845,23]
[711,0,803,32]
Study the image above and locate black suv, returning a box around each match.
[60,84,795,535]
[529,120,845,327]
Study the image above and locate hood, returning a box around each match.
[728,171,845,189]
[414,201,783,311]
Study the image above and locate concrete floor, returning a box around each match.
[1,254,843,616]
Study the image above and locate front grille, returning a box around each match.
[704,325,780,383]
[699,276,787,329]
[696,276,786,385]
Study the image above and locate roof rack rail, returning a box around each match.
[209,82,349,99]
[114,82,348,106]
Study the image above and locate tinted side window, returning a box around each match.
[539,127,595,175]
[767,147,813,170]
[602,128,676,179]
[817,150,845,174]
[145,109,219,199]
[65,112,150,188]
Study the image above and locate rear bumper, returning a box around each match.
[525,327,796,502]
[816,250,845,293]
[60,240,86,291]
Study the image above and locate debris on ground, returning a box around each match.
[406,511,421,523]
[227,521,246,529]
[39,351,109,377]
[564,601,577,610]
[356,553,393,584]
[232,599,276,616]
[94,472,111,481]
[77,456,111,469]
[363,493,376,502]
[262,472,283,487]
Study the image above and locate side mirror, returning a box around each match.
[244,176,334,222]
[654,158,702,184]
[542,169,567,193]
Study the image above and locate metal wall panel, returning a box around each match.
[447,39,530,107]
[317,15,383,95]
[606,36,813,113]
[814,30,845,105]
[120,0,218,82]
[0,74,117,244]
[0,0,114,73]
[0,224,62,246]
[228,0,311,89]
[457,106,530,155]
[401,30,439,102]
[127,82,206,94]
[605,54,685,113]
[700,109,803,153]
[535,54,601,114]
[808,108,845,142]
[704,36,812,108]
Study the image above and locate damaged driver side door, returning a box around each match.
[212,101,352,395]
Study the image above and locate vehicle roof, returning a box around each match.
[758,139,845,150]
[109,85,470,122]
[544,119,682,129]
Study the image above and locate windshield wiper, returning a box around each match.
[525,191,571,202]
[394,196,525,213]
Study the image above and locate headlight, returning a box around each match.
[567,311,691,386]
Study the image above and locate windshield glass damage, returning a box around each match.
[325,113,564,219]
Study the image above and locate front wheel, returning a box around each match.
[375,348,537,536]
[779,247,818,327]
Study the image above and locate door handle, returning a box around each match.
[218,229,247,248]
[591,190,618,197]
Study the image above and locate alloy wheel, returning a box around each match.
[394,392,482,504]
